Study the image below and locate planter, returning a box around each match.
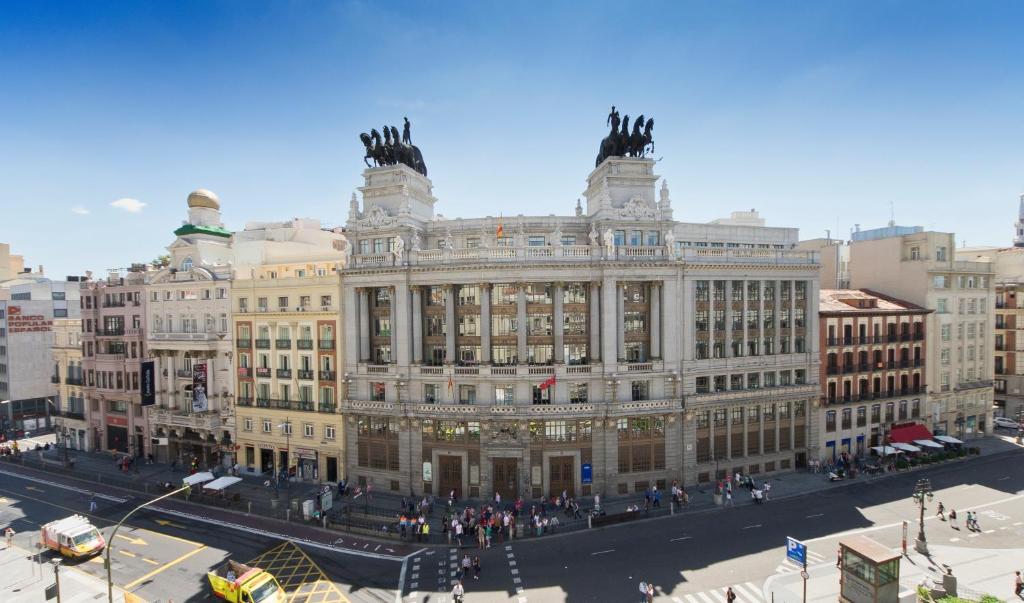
[713,493,723,506]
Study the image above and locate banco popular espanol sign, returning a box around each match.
[7,306,53,333]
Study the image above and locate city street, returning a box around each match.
[399,446,1024,603]
[0,471,402,602]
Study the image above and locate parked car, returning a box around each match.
[993,416,1020,430]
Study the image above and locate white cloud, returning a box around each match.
[110,198,146,213]
[70,206,90,215]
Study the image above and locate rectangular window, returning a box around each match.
[325,425,336,440]
[303,423,314,438]
[494,384,515,405]
[568,383,588,404]
[458,385,476,404]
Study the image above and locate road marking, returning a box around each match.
[742,524,762,529]
[999,476,1010,481]
[153,519,186,529]
[141,557,160,566]
[119,550,136,558]
[25,485,44,493]
[115,534,148,546]
[591,549,615,555]
[950,537,961,542]
[123,545,208,590]
[807,513,825,518]
[671,536,693,542]
[697,591,718,603]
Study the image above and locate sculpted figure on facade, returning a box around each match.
[664,228,676,257]
[443,228,454,250]
[334,235,354,267]
[411,229,422,251]
[552,224,563,246]
[588,224,600,247]
[602,228,615,258]
[392,234,406,263]
[515,222,527,248]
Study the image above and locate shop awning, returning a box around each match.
[203,476,242,491]
[914,439,945,449]
[934,435,964,445]
[870,445,902,456]
[183,472,215,487]
[889,423,933,443]
[891,442,922,453]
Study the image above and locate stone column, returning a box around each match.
[600,277,617,366]
[358,288,371,362]
[165,351,175,408]
[742,413,749,458]
[389,286,398,364]
[708,281,716,357]
[616,284,626,361]
[758,280,765,357]
[725,418,732,460]
[480,284,492,364]
[759,404,765,455]
[682,411,697,486]
[445,285,457,364]
[343,285,359,367]
[411,286,423,364]
[741,279,749,359]
[553,282,564,364]
[394,282,410,367]
[206,353,216,407]
[808,278,820,358]
[516,283,528,363]
[789,280,797,348]
[725,280,734,357]
[650,282,661,360]
[589,282,601,362]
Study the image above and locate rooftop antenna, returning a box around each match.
[889,201,895,227]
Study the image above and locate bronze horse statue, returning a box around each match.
[596,110,656,165]
[359,125,428,176]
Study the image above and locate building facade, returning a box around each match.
[146,189,236,467]
[231,219,347,484]
[994,283,1024,420]
[850,229,994,438]
[51,317,87,450]
[339,158,820,499]
[0,275,81,437]
[80,269,149,454]
[817,289,931,458]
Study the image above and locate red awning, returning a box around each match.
[889,423,933,443]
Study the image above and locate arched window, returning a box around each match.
[181,257,193,271]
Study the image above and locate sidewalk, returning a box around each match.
[765,544,1023,603]
[0,539,131,603]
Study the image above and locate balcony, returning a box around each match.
[320,370,336,381]
[65,376,83,386]
[102,301,125,308]
[50,375,60,384]
[237,397,254,407]
[237,339,252,348]
[317,403,337,414]
[826,366,840,375]
[297,370,315,380]
[269,399,315,412]
[276,369,292,379]
[319,339,335,350]
[275,339,291,349]
[150,332,217,342]
[237,367,252,378]
[148,408,223,431]
[176,370,192,378]
[95,353,125,362]
[60,410,86,421]
[297,339,314,350]
[99,328,125,337]
[255,339,271,349]
[255,367,271,378]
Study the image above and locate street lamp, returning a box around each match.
[911,478,934,554]
[276,418,291,488]
[106,483,194,602]
[51,558,62,603]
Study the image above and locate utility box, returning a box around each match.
[301,499,315,521]
[839,535,901,603]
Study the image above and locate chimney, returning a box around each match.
[38,264,44,275]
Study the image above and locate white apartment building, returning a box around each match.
[146,189,236,466]
[850,228,994,438]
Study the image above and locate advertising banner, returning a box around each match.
[192,363,209,413]
[140,360,156,406]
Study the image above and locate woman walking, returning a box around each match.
[477,522,486,549]
[473,555,482,580]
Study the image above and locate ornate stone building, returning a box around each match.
[340,156,821,499]
[51,317,87,450]
[145,190,236,467]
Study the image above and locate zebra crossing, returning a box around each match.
[775,547,827,574]
[666,581,764,603]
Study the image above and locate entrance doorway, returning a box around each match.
[492,458,518,502]
[326,456,338,483]
[795,452,807,469]
[548,456,574,498]
[260,448,274,474]
[438,455,462,499]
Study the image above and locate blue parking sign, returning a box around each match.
[786,536,807,566]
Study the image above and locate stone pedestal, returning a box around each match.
[356,164,437,224]
[583,157,664,220]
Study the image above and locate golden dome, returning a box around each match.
[187,189,220,210]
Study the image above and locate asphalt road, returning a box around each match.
[0,474,402,603]
[399,448,1024,603]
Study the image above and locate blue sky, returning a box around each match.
[2,1,1023,277]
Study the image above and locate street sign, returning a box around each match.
[800,570,809,580]
[786,536,807,566]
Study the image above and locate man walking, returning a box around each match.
[638,579,648,603]
[461,554,472,580]
[1014,570,1022,598]
[89,493,97,513]
[452,579,465,603]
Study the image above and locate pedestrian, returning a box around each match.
[452,579,465,603]
[638,579,648,603]
[89,493,97,513]
[4,527,14,549]
[971,512,981,532]
[455,519,464,547]
[727,586,737,603]
[764,480,772,501]
[725,490,733,507]
[473,555,481,580]
[936,502,945,520]
[646,581,655,603]
[1015,571,1023,598]
[461,554,472,579]
[836,546,842,568]
[949,509,958,529]
[477,523,486,549]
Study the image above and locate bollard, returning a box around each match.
[248,502,252,515]
[286,509,290,522]
[587,515,592,529]
[323,516,327,529]
[671,501,675,516]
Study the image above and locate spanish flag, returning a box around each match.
[496,216,504,239]
[539,374,556,390]
[448,374,455,398]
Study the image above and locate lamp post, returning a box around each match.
[276,419,291,487]
[106,483,192,602]
[911,478,934,554]
[51,558,62,603]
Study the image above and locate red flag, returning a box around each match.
[539,374,556,390]
[496,220,504,239]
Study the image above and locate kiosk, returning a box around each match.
[839,535,901,603]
